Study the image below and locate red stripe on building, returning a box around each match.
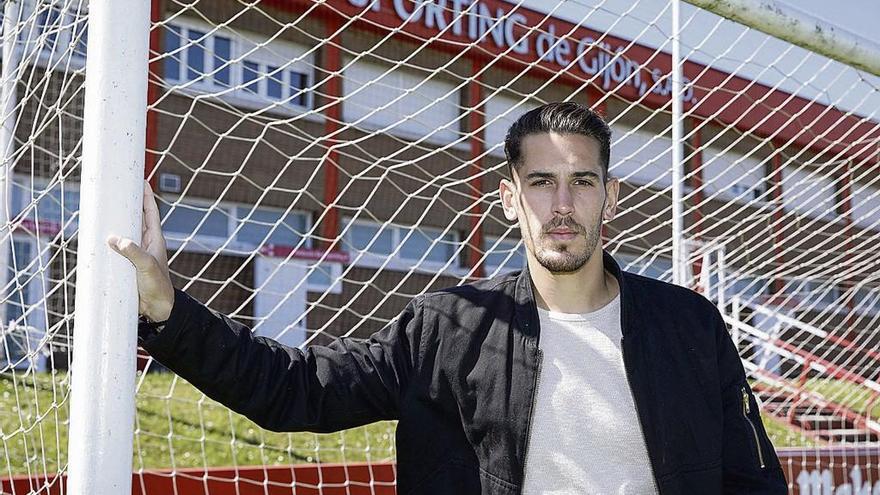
[144,0,163,186]
[467,58,485,278]
[320,16,344,251]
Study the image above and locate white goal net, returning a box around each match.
[1,0,879,493]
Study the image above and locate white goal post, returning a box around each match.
[0,0,878,493]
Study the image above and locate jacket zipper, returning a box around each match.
[741,386,766,468]
[521,346,543,486]
[620,337,660,491]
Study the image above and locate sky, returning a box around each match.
[781,0,879,42]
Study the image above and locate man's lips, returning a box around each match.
[546,228,578,239]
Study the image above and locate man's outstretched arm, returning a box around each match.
[108,181,424,433]
[138,287,423,432]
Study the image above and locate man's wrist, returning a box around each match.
[138,314,168,333]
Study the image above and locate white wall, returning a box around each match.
[342,59,461,144]
[483,93,540,155]
[851,183,880,231]
[781,166,837,220]
[701,147,766,203]
[254,258,308,348]
[609,124,672,189]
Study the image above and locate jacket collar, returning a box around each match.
[513,250,637,341]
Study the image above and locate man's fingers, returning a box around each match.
[143,180,162,231]
[107,235,152,270]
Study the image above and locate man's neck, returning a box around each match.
[529,249,620,314]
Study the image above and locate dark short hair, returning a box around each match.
[504,101,612,179]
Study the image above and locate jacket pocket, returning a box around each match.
[740,385,766,469]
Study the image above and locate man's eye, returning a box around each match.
[574,179,594,186]
[531,179,551,186]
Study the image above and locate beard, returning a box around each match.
[533,213,602,273]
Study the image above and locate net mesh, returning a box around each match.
[1,0,879,492]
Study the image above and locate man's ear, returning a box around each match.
[499,177,519,222]
[603,176,620,222]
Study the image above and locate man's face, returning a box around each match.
[500,132,619,273]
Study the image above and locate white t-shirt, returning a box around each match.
[521,294,658,495]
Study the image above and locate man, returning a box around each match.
[109,102,787,494]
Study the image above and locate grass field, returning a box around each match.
[1,371,396,477]
[2,371,876,477]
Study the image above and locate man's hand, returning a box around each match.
[107,180,175,322]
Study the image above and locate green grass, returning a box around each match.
[799,377,880,420]
[0,371,396,477]
[762,414,820,448]
[756,377,880,448]
[4,372,874,475]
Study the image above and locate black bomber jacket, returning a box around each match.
[139,251,788,494]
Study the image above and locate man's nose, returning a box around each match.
[552,185,574,216]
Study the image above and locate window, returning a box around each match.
[342,59,460,143]
[235,207,309,248]
[37,4,63,51]
[10,180,81,234]
[164,25,181,79]
[348,222,395,255]
[163,20,313,110]
[159,201,230,238]
[483,236,525,274]
[852,286,879,315]
[344,219,461,269]
[6,240,33,327]
[72,14,87,58]
[289,71,308,107]
[2,238,43,368]
[29,1,88,61]
[214,36,231,86]
[164,24,231,88]
[35,184,80,225]
[726,276,768,299]
[266,66,283,99]
[243,61,259,93]
[186,29,206,81]
[400,228,458,265]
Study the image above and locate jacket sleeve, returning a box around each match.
[138,288,425,433]
[714,307,789,493]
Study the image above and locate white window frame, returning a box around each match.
[163,17,317,119]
